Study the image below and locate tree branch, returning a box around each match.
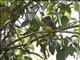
[59,25,79,30]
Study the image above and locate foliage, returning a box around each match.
[0,0,80,60]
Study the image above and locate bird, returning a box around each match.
[42,16,57,36]
[41,15,57,47]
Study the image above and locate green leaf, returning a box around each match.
[24,56,32,60]
[59,3,66,14]
[0,0,5,4]
[63,38,69,46]
[49,43,55,55]
[73,42,80,50]
[56,49,65,60]
[61,15,69,27]
[31,4,39,12]
[73,2,79,11]
[29,19,41,32]
[68,45,77,56]
[47,2,56,14]
[11,3,24,23]
[56,46,70,60]
[21,20,30,27]
[40,44,47,58]
[73,42,78,47]
[59,3,71,14]
[66,5,71,14]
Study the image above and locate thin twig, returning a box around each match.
[30,34,48,44]
[30,52,45,59]
[57,25,79,30]
[7,31,40,47]
[7,29,80,47]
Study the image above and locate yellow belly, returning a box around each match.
[44,26,54,36]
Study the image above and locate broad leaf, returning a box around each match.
[61,15,69,27]
[59,3,71,14]
[49,43,55,55]
[68,45,77,56]
[56,48,65,60]
[29,19,41,32]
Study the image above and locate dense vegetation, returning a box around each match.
[0,0,80,60]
